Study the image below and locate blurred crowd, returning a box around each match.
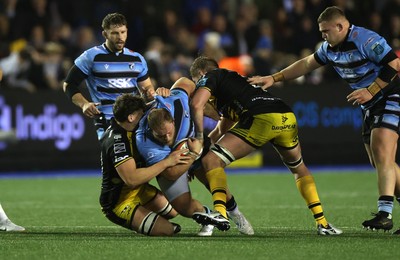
[0,0,399,92]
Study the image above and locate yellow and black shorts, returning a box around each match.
[229,112,299,149]
[103,183,158,229]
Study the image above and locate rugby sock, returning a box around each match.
[296,175,328,227]
[226,195,238,212]
[205,167,228,218]
[377,195,394,215]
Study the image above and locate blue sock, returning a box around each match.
[378,195,394,215]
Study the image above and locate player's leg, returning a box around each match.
[0,203,25,232]
[272,112,341,235]
[157,172,229,232]
[103,184,180,236]
[157,173,204,218]
[142,191,177,219]
[201,133,255,219]
[192,166,254,235]
[362,127,397,231]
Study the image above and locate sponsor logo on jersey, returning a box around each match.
[115,154,129,163]
[114,143,126,154]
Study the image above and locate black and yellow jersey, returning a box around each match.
[195,69,292,121]
[99,119,145,211]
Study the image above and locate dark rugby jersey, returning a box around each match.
[75,44,149,120]
[99,119,145,210]
[195,69,292,121]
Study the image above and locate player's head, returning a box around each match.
[113,94,146,130]
[190,56,219,83]
[147,108,175,146]
[317,6,349,47]
[102,13,128,52]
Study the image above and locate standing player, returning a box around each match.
[63,12,168,139]
[190,56,342,235]
[100,93,191,236]
[248,6,400,234]
[136,77,254,235]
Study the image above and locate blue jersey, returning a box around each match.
[136,88,193,166]
[75,43,149,120]
[314,25,399,109]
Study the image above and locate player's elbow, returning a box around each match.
[190,100,204,113]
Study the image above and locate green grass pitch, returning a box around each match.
[0,170,399,260]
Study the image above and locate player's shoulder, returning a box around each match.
[348,25,380,45]
[123,48,145,58]
[83,44,108,57]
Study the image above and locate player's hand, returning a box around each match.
[187,138,203,155]
[82,102,101,118]
[346,88,372,106]
[156,87,171,97]
[165,149,191,167]
[247,75,274,90]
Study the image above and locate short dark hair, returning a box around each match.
[102,13,128,30]
[317,6,345,23]
[190,56,219,79]
[113,94,146,122]
[147,108,173,131]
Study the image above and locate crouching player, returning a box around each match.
[99,94,190,236]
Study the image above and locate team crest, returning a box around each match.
[372,43,384,55]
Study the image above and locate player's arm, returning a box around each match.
[138,78,156,102]
[170,77,196,96]
[160,138,203,181]
[116,150,190,188]
[204,102,221,121]
[208,117,236,143]
[248,54,321,89]
[190,88,211,141]
[63,65,100,118]
[347,51,400,105]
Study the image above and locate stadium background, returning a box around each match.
[0,0,399,172]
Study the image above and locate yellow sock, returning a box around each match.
[296,175,328,227]
[205,167,228,218]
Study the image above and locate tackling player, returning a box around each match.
[99,93,189,236]
[190,56,342,235]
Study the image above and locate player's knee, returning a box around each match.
[156,201,176,219]
[283,157,303,169]
[203,143,235,167]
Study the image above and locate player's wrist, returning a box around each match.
[367,81,381,96]
[195,132,204,140]
[272,71,285,82]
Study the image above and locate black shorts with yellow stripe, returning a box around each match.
[229,112,299,149]
[102,183,159,230]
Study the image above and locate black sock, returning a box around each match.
[226,195,237,212]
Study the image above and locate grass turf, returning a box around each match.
[0,170,399,260]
